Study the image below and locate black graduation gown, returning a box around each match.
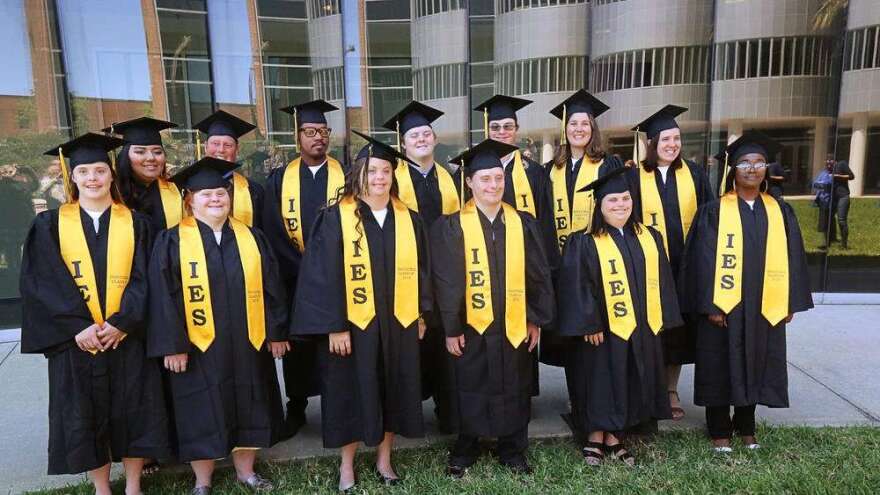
[262,162,341,402]
[556,226,682,434]
[20,207,169,475]
[290,200,432,448]
[539,155,623,368]
[430,208,554,438]
[124,179,178,235]
[233,176,265,231]
[627,160,714,365]
[681,197,813,408]
[147,219,287,462]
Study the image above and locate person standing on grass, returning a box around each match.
[291,132,432,492]
[556,167,682,467]
[626,105,715,422]
[20,133,169,495]
[681,131,813,452]
[432,139,554,477]
[148,157,289,494]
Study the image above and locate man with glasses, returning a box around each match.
[262,100,346,438]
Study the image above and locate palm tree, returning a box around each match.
[813,0,848,31]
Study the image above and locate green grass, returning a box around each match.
[30,426,880,494]
[788,197,880,257]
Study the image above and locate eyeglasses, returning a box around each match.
[488,123,517,133]
[735,161,767,170]
[299,127,331,138]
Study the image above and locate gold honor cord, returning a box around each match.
[157,178,184,228]
[59,203,135,354]
[231,173,254,227]
[639,165,698,253]
[281,156,345,252]
[550,158,600,251]
[460,201,527,348]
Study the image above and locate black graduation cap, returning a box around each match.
[474,94,532,123]
[724,130,782,164]
[169,156,240,191]
[351,130,418,167]
[102,117,178,146]
[448,138,518,173]
[549,90,609,121]
[382,101,444,136]
[576,166,630,201]
[632,105,688,140]
[279,99,338,125]
[193,110,256,140]
[44,132,124,168]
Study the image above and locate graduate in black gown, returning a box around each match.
[681,132,812,451]
[20,133,169,495]
[626,105,715,420]
[291,132,431,492]
[432,139,554,477]
[105,116,184,234]
[261,100,345,438]
[147,157,288,494]
[540,90,622,389]
[194,110,265,229]
[557,167,681,466]
[382,101,461,431]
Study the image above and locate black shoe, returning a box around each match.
[375,470,402,486]
[446,464,467,478]
[280,412,306,439]
[501,459,532,475]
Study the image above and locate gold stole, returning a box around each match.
[460,201,527,348]
[593,226,662,341]
[157,178,183,228]
[178,216,266,352]
[394,161,460,215]
[339,196,419,330]
[639,164,698,253]
[550,158,601,251]
[509,151,536,216]
[58,203,135,354]
[281,156,345,252]
[231,172,253,227]
[713,193,789,325]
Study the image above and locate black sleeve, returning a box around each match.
[260,167,302,292]
[19,212,94,354]
[526,160,561,273]
[555,232,602,337]
[782,201,815,314]
[430,215,466,337]
[105,213,151,339]
[248,178,265,230]
[413,212,433,316]
[146,228,192,357]
[289,207,348,336]
[254,228,290,342]
[648,226,685,329]
[680,201,721,315]
[522,214,555,328]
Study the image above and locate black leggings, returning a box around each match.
[705,405,757,440]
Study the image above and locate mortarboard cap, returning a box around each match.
[577,165,630,201]
[724,130,782,165]
[44,132,124,169]
[632,105,688,140]
[550,90,609,121]
[474,94,532,123]
[279,99,338,125]
[102,117,178,146]
[352,130,418,167]
[169,156,240,191]
[448,138,518,173]
[383,101,444,136]
[193,110,256,140]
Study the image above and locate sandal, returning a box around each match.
[142,460,160,476]
[668,391,685,420]
[604,443,635,467]
[581,441,605,466]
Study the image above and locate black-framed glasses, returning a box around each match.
[735,161,767,170]
[299,127,331,138]
[488,123,517,132]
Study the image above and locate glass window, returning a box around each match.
[157,10,210,58]
[365,0,410,20]
[258,0,307,18]
[156,0,207,10]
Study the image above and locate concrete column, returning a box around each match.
[812,119,829,178]
[25,0,59,130]
[727,120,743,144]
[141,0,168,120]
[848,113,868,197]
[245,0,268,136]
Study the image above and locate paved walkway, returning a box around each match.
[1,304,877,494]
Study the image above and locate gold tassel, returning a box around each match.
[293,108,299,154]
[110,150,116,172]
[58,148,73,203]
[195,131,202,160]
[719,151,730,197]
[560,104,567,146]
[483,108,489,139]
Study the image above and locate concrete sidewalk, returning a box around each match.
[1,304,878,494]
